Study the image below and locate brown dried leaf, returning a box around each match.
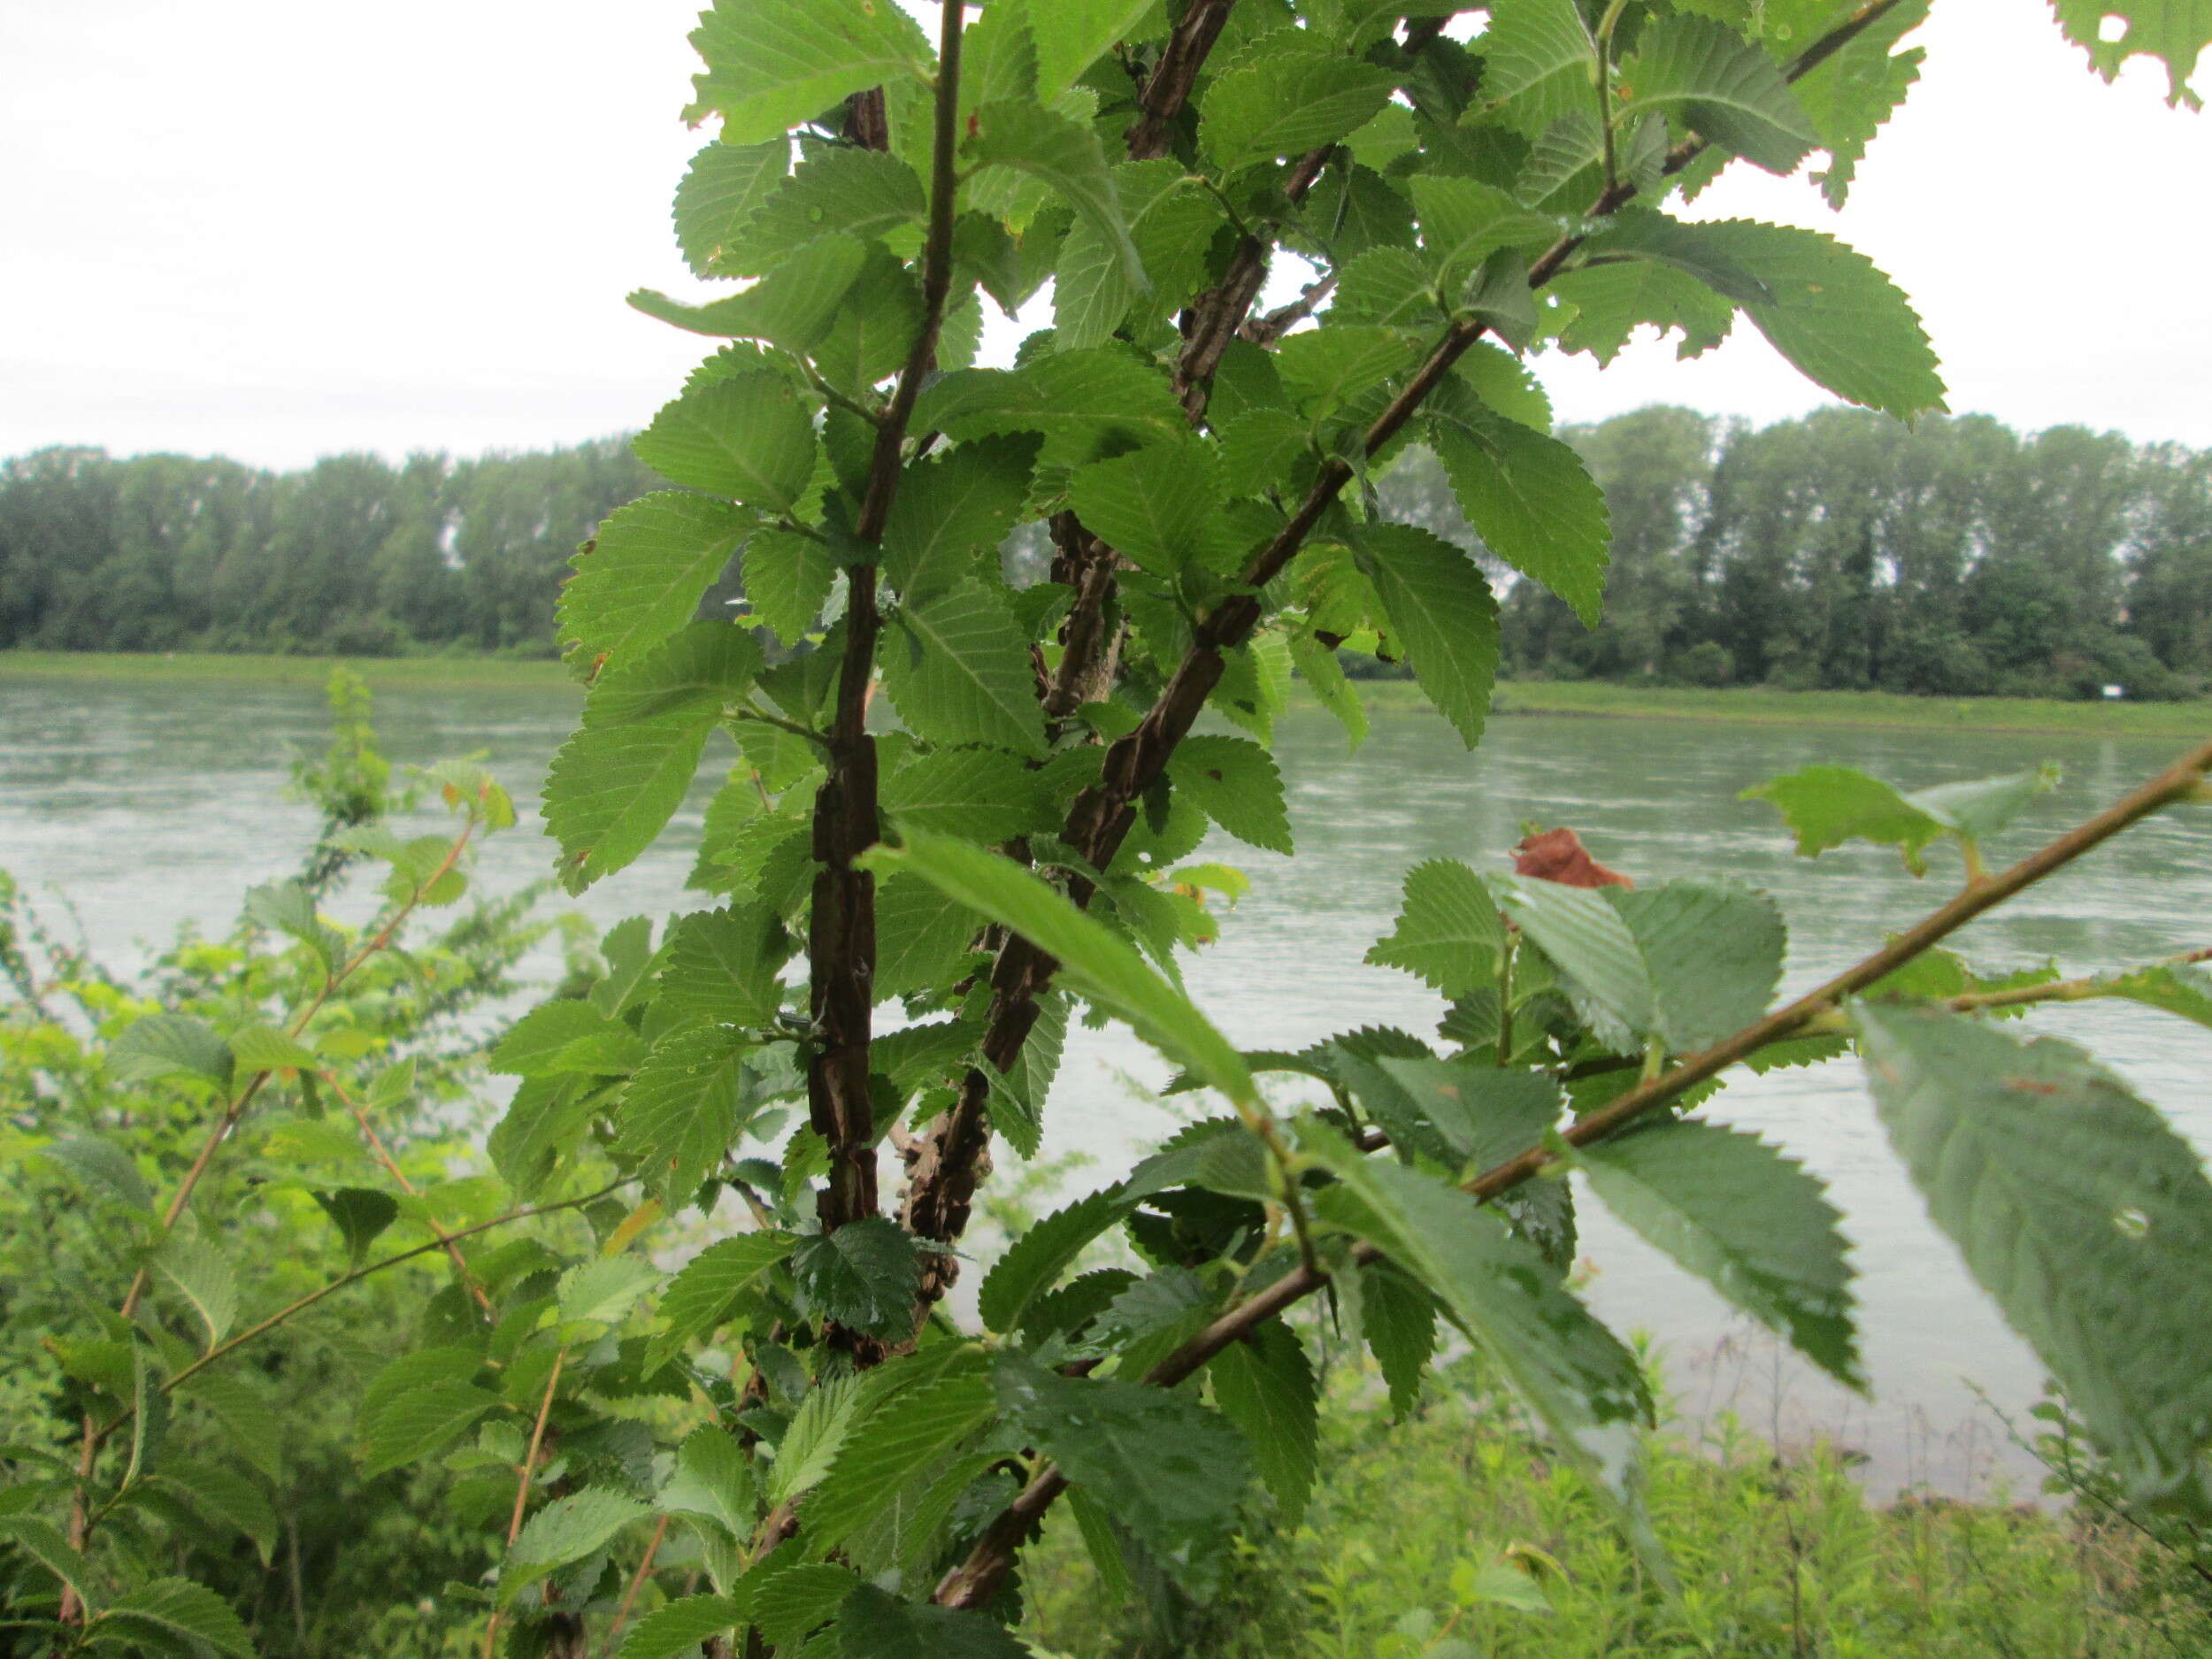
[1512,827,1632,890]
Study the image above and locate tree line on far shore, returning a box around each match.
[4,403,2207,699]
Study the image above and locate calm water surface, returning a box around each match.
[7,672,2210,1495]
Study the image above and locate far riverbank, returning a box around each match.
[7,649,2211,739]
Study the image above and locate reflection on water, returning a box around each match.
[6,671,2209,1495]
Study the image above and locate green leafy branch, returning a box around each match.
[928,733,2212,1609]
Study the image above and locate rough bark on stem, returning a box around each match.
[804,2,965,1244]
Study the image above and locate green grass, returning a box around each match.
[1484,678,2212,738]
[1317,674,2212,737]
[1018,1365,2210,1659]
[0,649,576,690]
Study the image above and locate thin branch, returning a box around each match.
[602,1515,672,1658]
[485,1345,568,1659]
[932,734,2212,1609]
[325,1068,494,1316]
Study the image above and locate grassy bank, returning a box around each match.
[1482,677,2212,737]
[1019,1369,2208,1659]
[0,649,576,690]
[6,649,2209,738]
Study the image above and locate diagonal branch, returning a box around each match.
[933,732,2212,1609]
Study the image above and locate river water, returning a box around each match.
[6,670,2210,1497]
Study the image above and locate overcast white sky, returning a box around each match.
[2,3,2205,470]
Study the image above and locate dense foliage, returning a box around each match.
[7,4,2212,1658]
[1499,406,2212,698]
[0,442,664,658]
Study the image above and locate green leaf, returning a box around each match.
[544,622,764,894]
[227,1022,319,1071]
[1287,631,1368,751]
[1742,763,1947,871]
[1620,16,1818,173]
[874,875,985,1001]
[649,1231,798,1372]
[158,1458,280,1567]
[881,436,1037,603]
[630,234,870,350]
[673,139,787,276]
[312,1187,401,1267]
[561,492,752,672]
[111,1012,234,1091]
[1745,762,2057,875]
[686,0,933,143]
[1275,325,1409,419]
[804,1371,998,1555]
[742,526,838,647]
[502,1487,649,1609]
[362,1382,501,1475]
[619,1594,744,1659]
[1409,175,1557,290]
[1907,762,2062,844]
[39,1135,151,1211]
[1202,44,1398,175]
[1586,214,1945,420]
[1426,385,1609,627]
[1499,877,1785,1053]
[917,350,1184,469]
[619,1025,757,1203]
[2106,962,2212,1032]
[557,1254,662,1330]
[720,148,926,276]
[242,879,339,967]
[1481,0,1599,135]
[154,1237,239,1351]
[1067,438,1226,578]
[1551,257,1737,365]
[791,1218,922,1340]
[1028,0,1155,103]
[634,374,818,511]
[657,902,791,1031]
[857,834,1256,1106]
[880,745,1048,843]
[996,1355,1249,1589]
[2052,0,2212,108]
[491,999,640,1077]
[0,1515,96,1610]
[661,1425,757,1540]
[964,101,1143,287]
[753,1561,864,1647]
[1359,1259,1437,1417]
[91,1578,255,1658]
[1359,523,1499,749]
[1377,1056,1563,1172]
[977,1186,1132,1333]
[1170,735,1292,856]
[1576,1120,1862,1388]
[811,242,925,396]
[1366,859,1507,1001]
[1608,879,1788,1050]
[1855,1004,2212,1498]
[880,581,1048,758]
[1302,1123,1664,1578]
[838,1582,1032,1658]
[1209,1323,1318,1527]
